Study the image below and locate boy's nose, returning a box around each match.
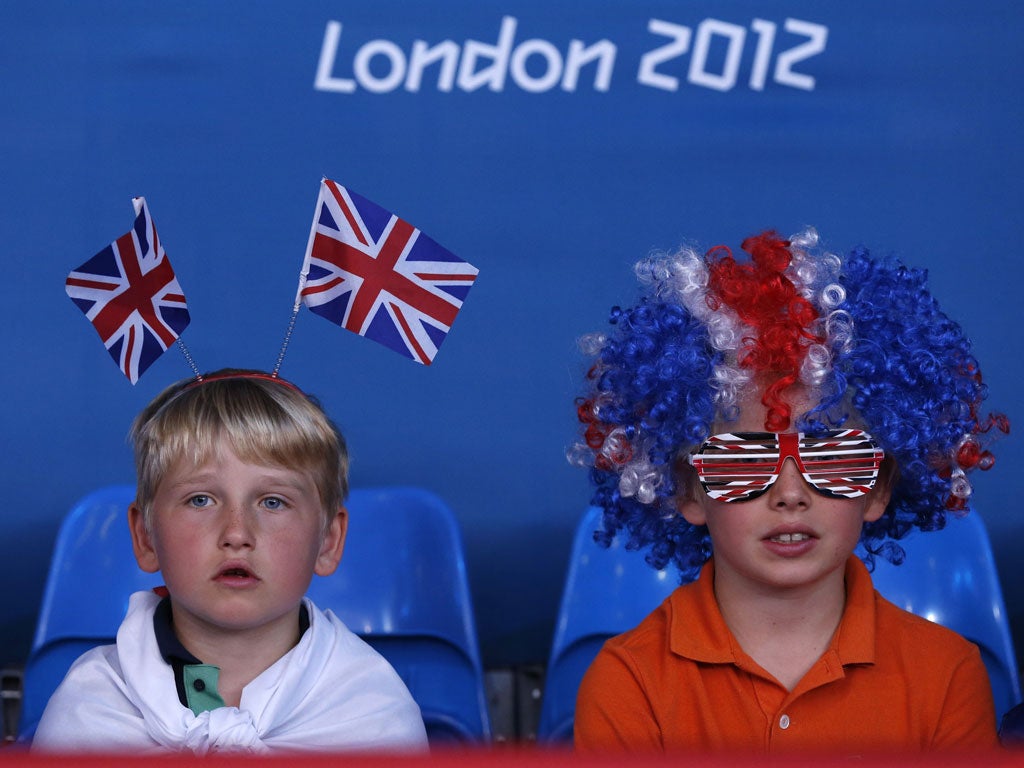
[766,457,812,509]
[220,507,255,548]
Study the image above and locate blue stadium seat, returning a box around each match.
[19,485,159,740]
[19,485,490,744]
[307,486,490,742]
[1001,701,1024,747]
[536,506,678,742]
[537,505,1021,742]
[867,511,1022,723]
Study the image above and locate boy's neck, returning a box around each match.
[711,559,848,691]
[170,604,305,708]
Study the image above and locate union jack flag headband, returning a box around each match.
[67,182,479,384]
[66,197,195,384]
[687,429,885,503]
[289,178,479,367]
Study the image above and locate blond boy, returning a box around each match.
[35,370,427,753]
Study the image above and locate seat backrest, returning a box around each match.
[537,506,1021,742]
[20,485,490,744]
[867,511,1021,722]
[536,506,679,741]
[20,485,158,738]
[307,486,490,742]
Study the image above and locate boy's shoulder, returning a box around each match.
[870,587,982,660]
[841,557,985,670]
[602,563,724,664]
[32,640,143,751]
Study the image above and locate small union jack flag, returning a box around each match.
[297,179,478,365]
[66,198,190,384]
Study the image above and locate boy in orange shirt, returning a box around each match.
[569,229,1006,753]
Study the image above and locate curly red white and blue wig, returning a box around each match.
[569,228,1008,577]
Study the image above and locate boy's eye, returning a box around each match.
[261,496,285,511]
[188,495,212,508]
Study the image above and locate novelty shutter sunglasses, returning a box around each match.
[687,429,885,503]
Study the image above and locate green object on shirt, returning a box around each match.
[182,664,225,715]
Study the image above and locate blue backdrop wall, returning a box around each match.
[2,1,1022,674]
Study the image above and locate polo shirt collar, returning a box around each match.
[833,555,877,665]
[153,594,201,665]
[668,559,741,664]
[668,555,877,667]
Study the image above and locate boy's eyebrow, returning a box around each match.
[162,467,314,493]
[249,472,316,493]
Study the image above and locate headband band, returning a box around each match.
[185,371,303,394]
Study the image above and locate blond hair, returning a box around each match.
[130,369,347,531]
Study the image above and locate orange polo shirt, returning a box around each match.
[575,556,999,754]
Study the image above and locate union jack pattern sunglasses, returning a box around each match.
[687,429,885,503]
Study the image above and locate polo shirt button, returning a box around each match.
[193,679,206,692]
[779,714,791,730]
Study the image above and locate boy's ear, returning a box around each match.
[314,505,347,577]
[862,457,896,523]
[676,465,709,526]
[128,502,161,574]
[678,494,708,526]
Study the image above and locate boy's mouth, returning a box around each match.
[216,563,258,580]
[767,532,813,544]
